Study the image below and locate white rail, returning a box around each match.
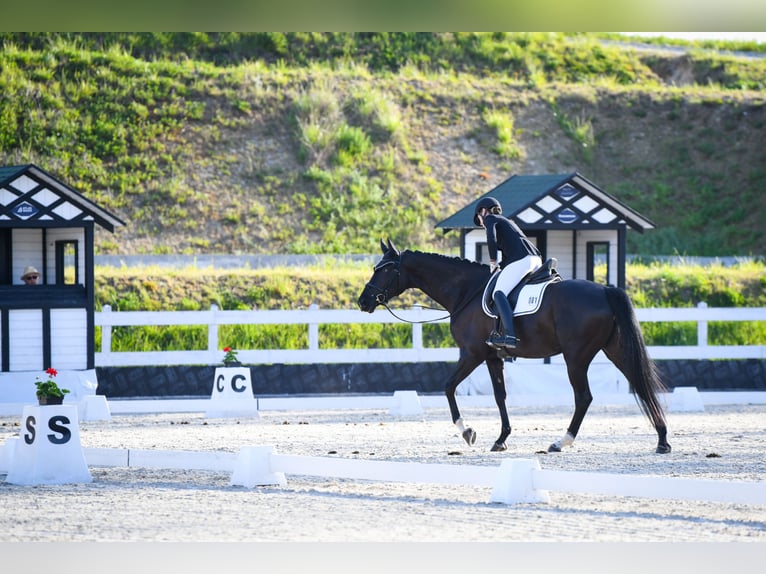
[94,302,766,367]
[76,445,766,505]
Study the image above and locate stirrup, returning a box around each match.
[488,332,519,349]
[485,330,501,347]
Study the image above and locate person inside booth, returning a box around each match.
[21,266,41,285]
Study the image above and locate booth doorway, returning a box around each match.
[587,241,610,285]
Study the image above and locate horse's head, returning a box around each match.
[357,239,405,313]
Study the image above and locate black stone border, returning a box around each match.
[95,359,766,398]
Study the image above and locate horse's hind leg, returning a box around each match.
[603,335,671,454]
[548,362,593,452]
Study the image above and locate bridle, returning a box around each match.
[364,255,453,324]
[364,259,400,307]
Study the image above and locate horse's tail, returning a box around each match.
[605,286,668,429]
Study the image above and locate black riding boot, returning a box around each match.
[488,292,519,349]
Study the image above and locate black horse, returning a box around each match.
[357,239,671,454]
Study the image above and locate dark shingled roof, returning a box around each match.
[436,172,654,233]
[0,163,125,232]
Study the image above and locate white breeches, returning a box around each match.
[493,255,543,296]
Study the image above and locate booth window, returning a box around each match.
[587,241,610,285]
[55,240,79,285]
[475,242,491,265]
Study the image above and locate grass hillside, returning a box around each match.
[1,32,764,258]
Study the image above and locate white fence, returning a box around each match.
[94,302,766,367]
[68,445,766,505]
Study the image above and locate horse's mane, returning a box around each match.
[404,250,489,273]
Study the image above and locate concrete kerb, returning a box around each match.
[95,388,766,416]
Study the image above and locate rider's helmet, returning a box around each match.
[473,196,502,226]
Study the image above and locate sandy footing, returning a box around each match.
[1,402,765,543]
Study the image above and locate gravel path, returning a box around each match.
[1,402,765,542]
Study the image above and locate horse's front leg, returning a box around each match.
[486,355,511,451]
[445,354,483,447]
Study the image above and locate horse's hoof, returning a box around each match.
[491,441,507,452]
[547,443,561,453]
[462,428,477,446]
[656,443,672,454]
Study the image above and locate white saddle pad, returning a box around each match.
[513,281,554,316]
[482,279,555,319]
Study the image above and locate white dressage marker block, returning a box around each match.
[669,386,705,412]
[206,367,260,419]
[5,405,92,485]
[81,395,112,421]
[388,390,423,416]
[0,436,19,473]
[206,399,261,419]
[230,446,286,488]
[490,458,550,504]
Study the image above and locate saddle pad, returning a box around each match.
[513,280,554,316]
[482,278,556,319]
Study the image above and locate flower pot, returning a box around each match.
[223,361,242,368]
[38,395,64,406]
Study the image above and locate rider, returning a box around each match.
[474,196,543,349]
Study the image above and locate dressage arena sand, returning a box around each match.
[1,401,765,571]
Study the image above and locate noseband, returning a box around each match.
[364,260,400,305]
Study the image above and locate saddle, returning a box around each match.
[482,258,562,317]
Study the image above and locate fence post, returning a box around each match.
[209,304,219,353]
[697,301,708,346]
[101,305,112,356]
[308,304,319,351]
[411,306,423,351]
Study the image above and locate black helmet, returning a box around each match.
[473,197,502,226]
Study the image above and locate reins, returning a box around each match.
[378,279,488,324]
[378,301,451,324]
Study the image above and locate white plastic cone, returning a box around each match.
[669,386,705,412]
[230,446,286,488]
[490,458,550,504]
[388,390,423,416]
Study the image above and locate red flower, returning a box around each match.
[222,346,239,365]
[46,367,58,378]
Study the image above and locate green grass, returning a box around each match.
[482,107,522,159]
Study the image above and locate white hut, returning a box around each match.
[436,172,655,289]
[0,164,124,407]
